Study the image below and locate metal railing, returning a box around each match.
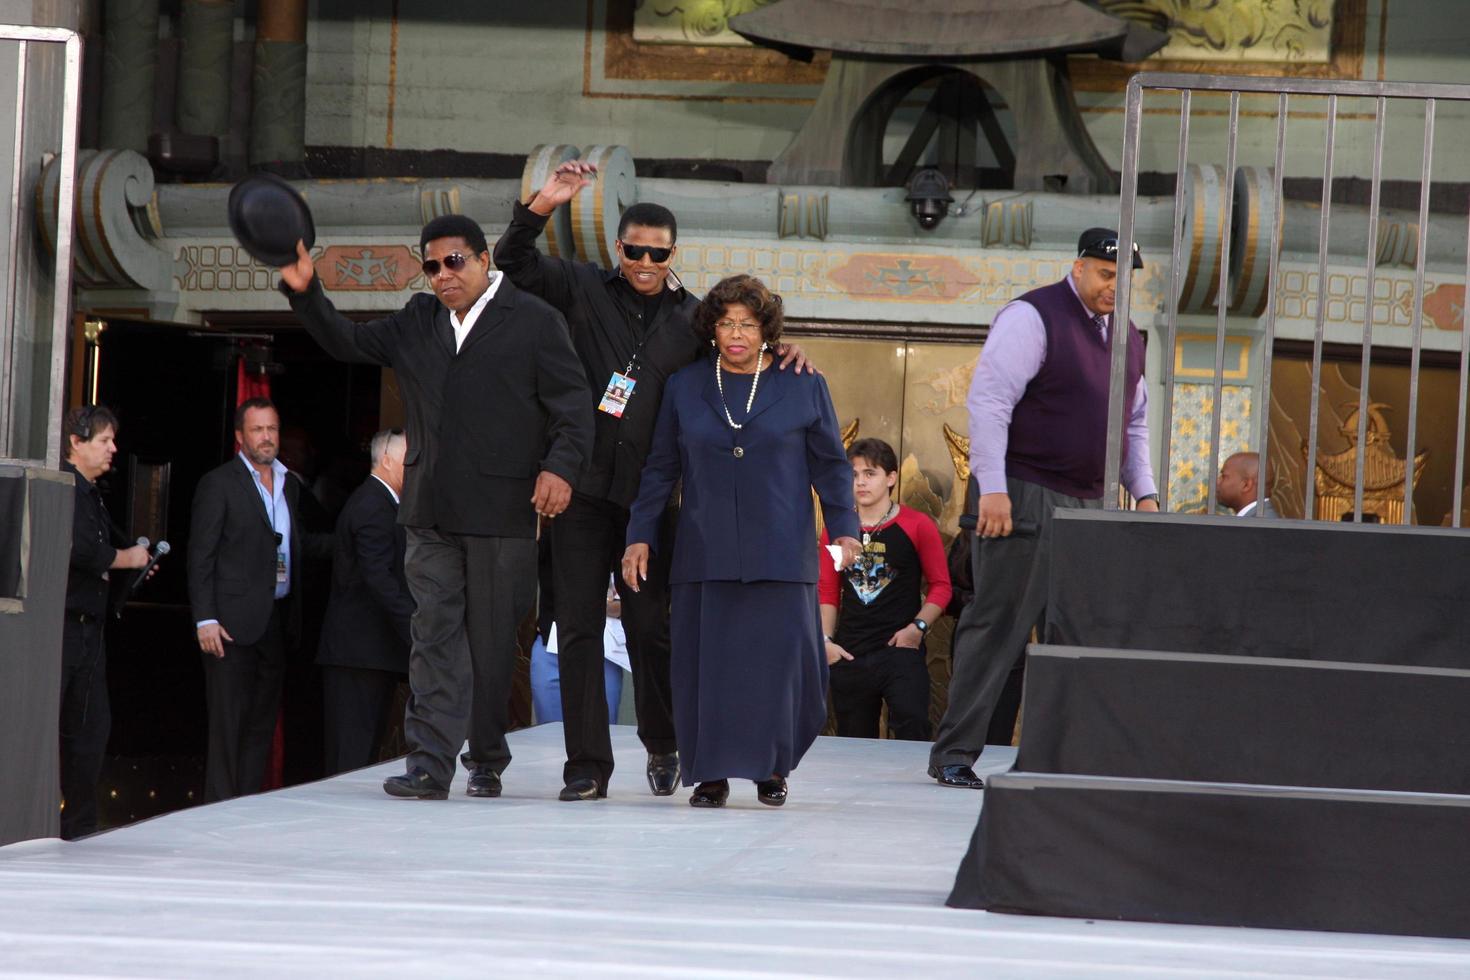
[1106,73,1470,525]
[0,26,81,470]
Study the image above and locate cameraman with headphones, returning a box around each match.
[59,405,151,839]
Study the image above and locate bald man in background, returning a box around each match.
[1216,452,1278,518]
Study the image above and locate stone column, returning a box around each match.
[98,0,160,152]
[249,0,306,172]
[175,0,234,139]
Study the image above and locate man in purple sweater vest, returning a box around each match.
[928,227,1160,789]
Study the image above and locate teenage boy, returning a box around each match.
[819,438,952,741]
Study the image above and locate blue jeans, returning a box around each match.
[530,636,623,724]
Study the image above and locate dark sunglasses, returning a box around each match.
[619,242,673,263]
[421,252,475,277]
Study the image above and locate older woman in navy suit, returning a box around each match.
[622,275,862,808]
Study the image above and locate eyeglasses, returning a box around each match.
[619,242,673,263]
[714,319,761,333]
[421,252,475,277]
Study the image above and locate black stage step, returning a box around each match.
[949,772,1470,940]
[1045,510,1470,669]
[1018,645,1470,794]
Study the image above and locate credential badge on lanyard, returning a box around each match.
[598,357,637,418]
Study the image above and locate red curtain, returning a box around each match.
[236,356,285,792]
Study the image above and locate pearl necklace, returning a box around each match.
[715,349,766,430]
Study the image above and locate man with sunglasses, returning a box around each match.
[278,214,593,801]
[927,226,1160,791]
[494,161,812,802]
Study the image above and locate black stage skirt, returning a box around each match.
[669,580,827,785]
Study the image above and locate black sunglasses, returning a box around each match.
[421,252,476,277]
[619,242,673,263]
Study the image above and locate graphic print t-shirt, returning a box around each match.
[818,505,952,657]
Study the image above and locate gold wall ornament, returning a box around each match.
[1097,0,1335,64]
[942,421,970,483]
[633,0,778,46]
[1307,402,1428,525]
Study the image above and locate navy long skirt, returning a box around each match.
[669,580,828,785]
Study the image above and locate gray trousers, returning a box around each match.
[402,528,536,787]
[929,477,1100,768]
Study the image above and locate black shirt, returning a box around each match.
[494,201,703,508]
[63,459,122,617]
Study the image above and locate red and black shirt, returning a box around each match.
[819,505,952,657]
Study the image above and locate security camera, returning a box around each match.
[905,167,953,231]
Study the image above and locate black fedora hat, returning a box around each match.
[228,172,315,267]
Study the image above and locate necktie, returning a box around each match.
[1093,313,1108,343]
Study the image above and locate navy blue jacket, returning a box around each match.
[626,357,860,584]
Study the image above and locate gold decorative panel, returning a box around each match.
[1167,382,1253,514]
[1267,355,1470,524]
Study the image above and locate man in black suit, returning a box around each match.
[279,214,593,801]
[318,428,414,775]
[188,398,304,803]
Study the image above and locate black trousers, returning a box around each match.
[321,665,403,776]
[929,478,1098,769]
[59,617,109,840]
[202,602,287,803]
[551,492,677,787]
[830,646,932,741]
[402,528,535,788]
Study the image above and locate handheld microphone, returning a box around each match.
[130,540,170,592]
[135,536,150,549]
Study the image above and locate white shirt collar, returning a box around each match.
[448,272,502,352]
[1236,498,1266,517]
[370,473,401,505]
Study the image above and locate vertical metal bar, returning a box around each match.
[1103,75,1146,509]
[1252,92,1288,517]
[1304,94,1339,522]
[1157,89,1191,513]
[1456,192,1470,528]
[45,33,82,469]
[1351,97,1387,522]
[1205,91,1240,515]
[0,41,26,460]
[1401,99,1434,524]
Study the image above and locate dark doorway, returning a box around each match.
[90,319,381,828]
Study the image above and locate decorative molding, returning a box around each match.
[632,0,776,46]
[1073,0,1366,91]
[1174,333,1251,380]
[317,245,423,292]
[598,0,828,88]
[1098,0,1335,64]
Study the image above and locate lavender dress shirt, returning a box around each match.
[967,274,1158,499]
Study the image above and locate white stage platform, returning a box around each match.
[2,725,1468,978]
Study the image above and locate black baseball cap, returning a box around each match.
[1077,227,1143,269]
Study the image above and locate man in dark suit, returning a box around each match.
[279,214,593,801]
[318,428,414,775]
[188,398,305,803]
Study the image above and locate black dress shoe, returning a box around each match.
[646,752,679,797]
[689,779,730,808]
[383,767,449,800]
[927,764,985,789]
[466,767,502,798]
[755,775,787,807]
[558,777,605,802]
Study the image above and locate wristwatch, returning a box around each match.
[912,618,928,634]
[1137,493,1160,505]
